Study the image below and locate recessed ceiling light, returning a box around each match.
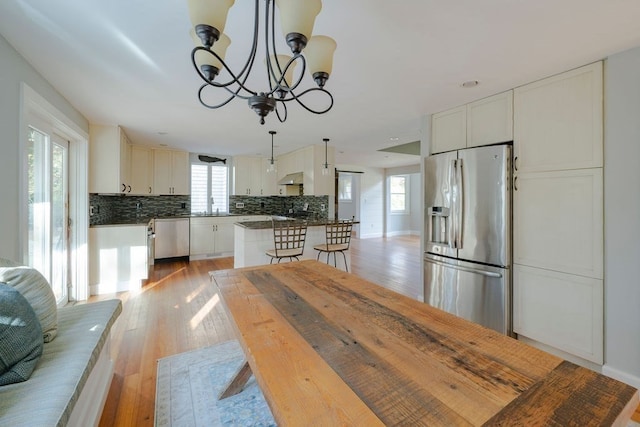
[462,80,479,88]
[389,137,399,141]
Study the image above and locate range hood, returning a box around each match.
[278,172,304,185]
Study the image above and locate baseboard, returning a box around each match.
[602,364,640,389]
[386,230,420,237]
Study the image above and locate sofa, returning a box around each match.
[0,260,122,427]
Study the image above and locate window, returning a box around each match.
[191,158,229,214]
[390,175,408,213]
[338,174,353,202]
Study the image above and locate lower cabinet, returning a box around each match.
[189,217,235,257]
[89,225,148,295]
[513,264,603,364]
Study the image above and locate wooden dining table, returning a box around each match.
[210,260,639,426]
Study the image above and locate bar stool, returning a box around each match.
[266,216,308,264]
[314,217,354,271]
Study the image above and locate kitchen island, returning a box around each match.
[233,219,354,269]
[211,260,639,426]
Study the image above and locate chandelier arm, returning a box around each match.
[191,47,255,96]
[282,87,334,114]
[197,83,238,109]
[191,0,262,96]
[275,100,288,123]
[265,0,276,94]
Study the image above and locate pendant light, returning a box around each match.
[267,131,277,173]
[321,137,330,176]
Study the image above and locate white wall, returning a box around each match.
[337,164,384,239]
[602,47,640,388]
[0,34,88,261]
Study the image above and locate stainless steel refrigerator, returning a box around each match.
[423,143,512,335]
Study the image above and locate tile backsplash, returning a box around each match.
[229,195,329,219]
[89,194,328,225]
[90,194,190,225]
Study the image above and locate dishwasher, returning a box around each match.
[154,218,190,259]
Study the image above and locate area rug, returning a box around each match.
[155,340,275,426]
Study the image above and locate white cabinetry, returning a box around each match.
[431,91,513,154]
[233,156,261,196]
[467,91,514,148]
[129,145,153,195]
[514,62,603,172]
[233,156,278,196]
[431,105,466,153]
[513,265,603,362]
[153,149,190,195]
[89,225,148,294]
[513,169,603,278]
[189,217,234,257]
[261,158,278,196]
[512,62,604,364]
[89,125,132,194]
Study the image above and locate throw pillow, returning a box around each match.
[0,263,58,342]
[0,282,44,385]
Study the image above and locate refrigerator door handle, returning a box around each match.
[455,158,463,249]
[424,257,503,278]
[449,159,458,249]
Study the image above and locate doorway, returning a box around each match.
[336,171,361,237]
[27,125,69,303]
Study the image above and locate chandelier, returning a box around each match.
[187,0,337,125]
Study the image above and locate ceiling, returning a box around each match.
[1,1,640,168]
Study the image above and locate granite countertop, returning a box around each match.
[90,220,151,227]
[90,213,262,227]
[235,219,358,230]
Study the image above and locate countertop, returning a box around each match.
[235,219,359,230]
[90,213,268,227]
[211,260,639,426]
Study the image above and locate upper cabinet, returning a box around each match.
[431,91,513,154]
[467,91,514,148]
[233,156,278,196]
[514,62,603,172]
[153,149,190,195]
[129,145,153,195]
[89,124,131,194]
[431,105,466,153]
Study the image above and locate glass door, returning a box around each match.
[27,126,69,303]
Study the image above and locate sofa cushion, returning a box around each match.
[0,283,44,385]
[0,260,58,342]
[0,299,122,427]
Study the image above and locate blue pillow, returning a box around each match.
[0,282,44,385]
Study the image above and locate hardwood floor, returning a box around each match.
[94,235,422,426]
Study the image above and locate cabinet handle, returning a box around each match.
[148,187,152,194]
[514,156,519,171]
[514,176,518,191]
[127,185,131,193]
[122,183,126,192]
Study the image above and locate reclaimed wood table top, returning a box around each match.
[210,260,639,426]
